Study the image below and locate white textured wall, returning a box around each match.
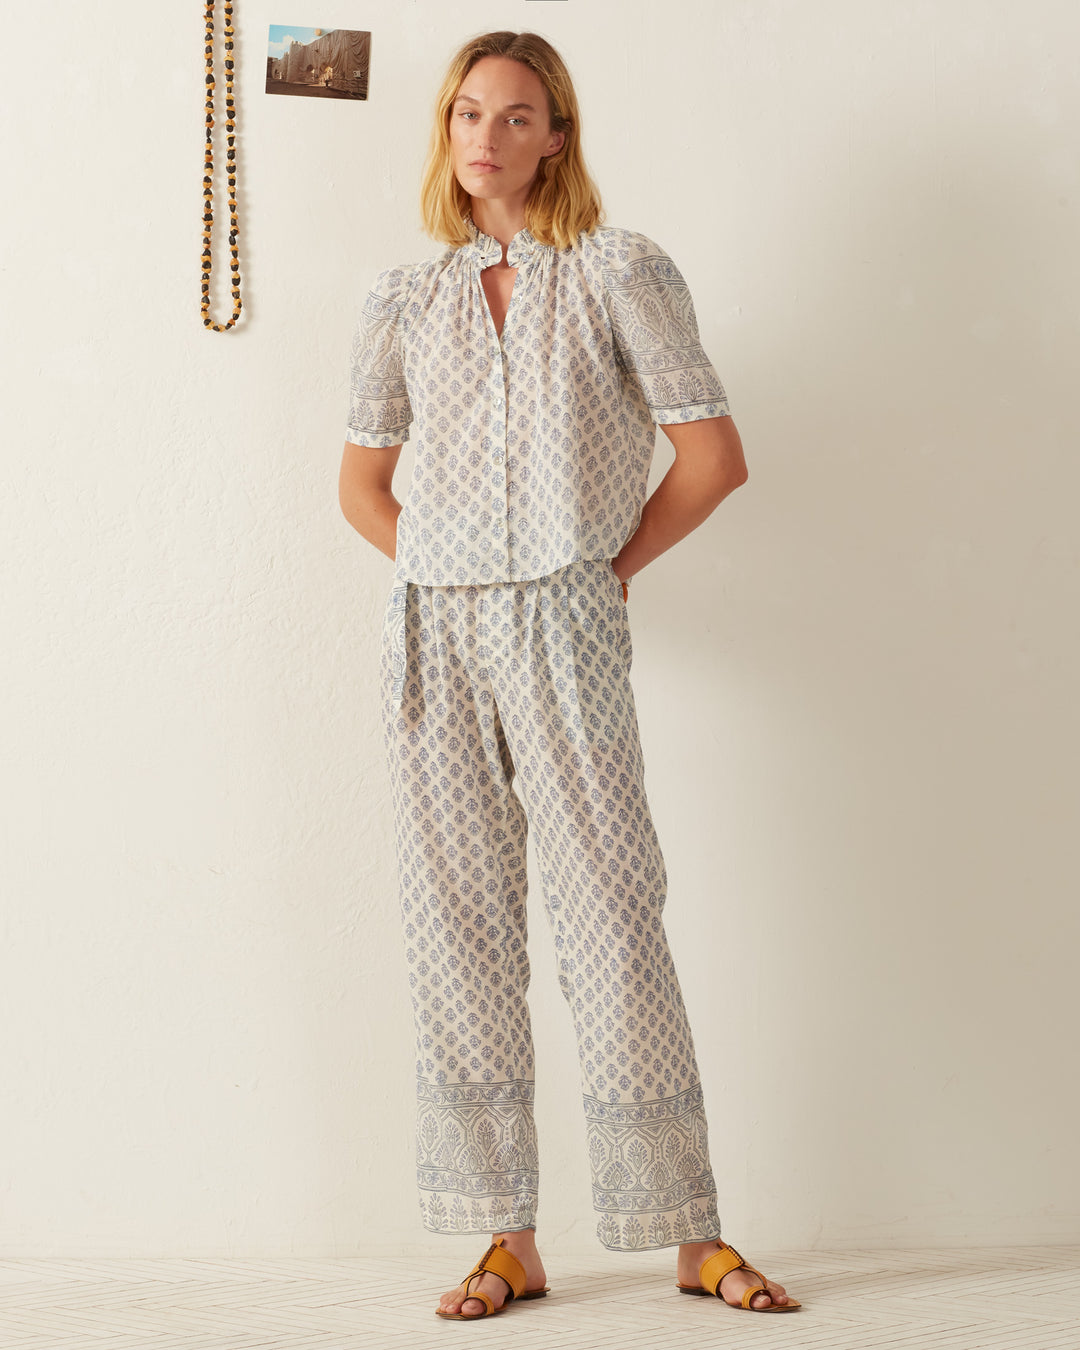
[2,0,1078,1257]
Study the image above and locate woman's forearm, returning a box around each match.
[612,416,748,582]
[613,454,745,581]
[339,443,402,561]
[343,488,400,560]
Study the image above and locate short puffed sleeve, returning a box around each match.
[344,264,414,448]
[601,230,730,425]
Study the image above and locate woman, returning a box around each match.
[338,29,800,1320]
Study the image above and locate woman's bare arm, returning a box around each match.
[611,416,748,582]
[338,441,403,560]
[339,415,745,574]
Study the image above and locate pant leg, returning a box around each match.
[381,579,540,1235]
[489,559,724,1252]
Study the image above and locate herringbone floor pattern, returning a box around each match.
[0,1244,1077,1348]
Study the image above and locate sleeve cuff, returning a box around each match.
[651,400,731,426]
[344,427,411,448]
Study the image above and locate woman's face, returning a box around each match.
[449,56,565,211]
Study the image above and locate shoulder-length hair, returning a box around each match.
[420,31,604,252]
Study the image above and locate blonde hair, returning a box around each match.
[419,31,604,252]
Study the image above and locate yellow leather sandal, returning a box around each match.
[676,1240,801,1312]
[435,1236,551,1320]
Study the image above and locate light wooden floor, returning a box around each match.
[1,1244,1078,1348]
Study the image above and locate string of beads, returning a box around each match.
[202,1,242,330]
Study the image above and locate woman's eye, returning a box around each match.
[456,110,527,125]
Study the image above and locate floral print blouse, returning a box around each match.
[346,213,730,587]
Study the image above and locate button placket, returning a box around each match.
[459,214,556,583]
[491,262,518,574]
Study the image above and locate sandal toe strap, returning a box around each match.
[459,1279,495,1315]
[740,1280,770,1308]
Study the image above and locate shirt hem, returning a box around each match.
[391,551,621,589]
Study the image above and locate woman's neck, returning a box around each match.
[469,199,527,252]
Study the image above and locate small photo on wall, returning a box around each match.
[265,25,370,99]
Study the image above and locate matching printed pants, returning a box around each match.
[380,557,723,1251]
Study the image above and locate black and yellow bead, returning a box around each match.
[202,0,241,331]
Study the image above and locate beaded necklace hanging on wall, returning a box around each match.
[202,0,242,330]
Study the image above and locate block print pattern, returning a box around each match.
[381,558,722,1250]
[346,218,730,588]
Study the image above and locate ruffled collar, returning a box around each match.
[461,213,551,268]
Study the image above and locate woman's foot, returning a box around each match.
[677,1238,792,1309]
[436,1228,548,1318]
